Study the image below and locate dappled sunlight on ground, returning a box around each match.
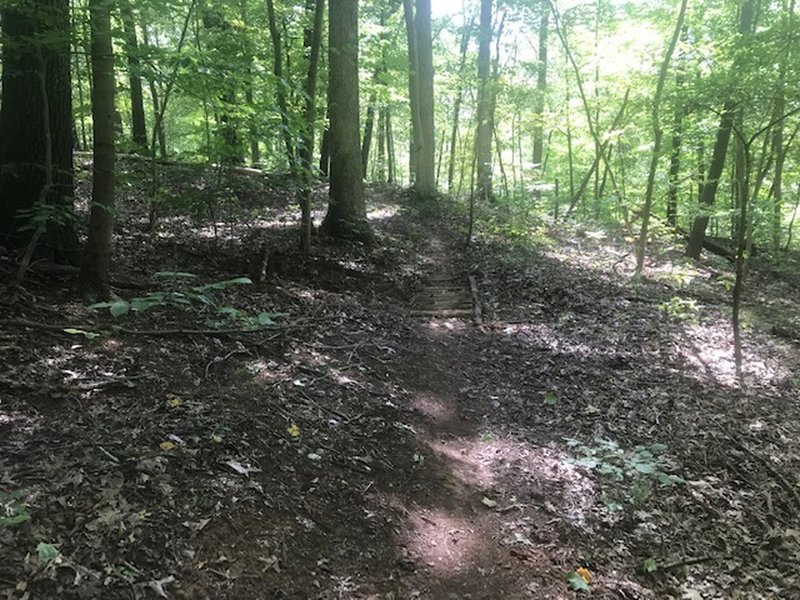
[367,204,400,221]
[422,317,469,334]
[681,320,793,387]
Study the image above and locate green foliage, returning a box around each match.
[36,542,60,563]
[642,557,659,573]
[0,491,31,528]
[565,438,684,506]
[16,200,76,233]
[658,296,699,321]
[91,273,285,328]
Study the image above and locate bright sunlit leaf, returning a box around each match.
[565,570,591,591]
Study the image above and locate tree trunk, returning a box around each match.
[475,0,493,201]
[0,0,77,260]
[319,120,331,176]
[666,84,683,226]
[770,64,787,251]
[386,106,396,184]
[266,0,296,173]
[402,0,421,182]
[413,0,436,200]
[298,0,324,254]
[120,1,148,152]
[447,20,472,193]
[321,0,371,242]
[80,0,116,299]
[532,5,549,171]
[377,106,387,182]
[362,93,378,176]
[686,0,755,259]
[140,22,168,158]
[635,0,687,274]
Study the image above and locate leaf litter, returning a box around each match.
[1,171,799,598]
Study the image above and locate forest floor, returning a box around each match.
[2,163,800,599]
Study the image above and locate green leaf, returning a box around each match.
[576,457,599,469]
[110,301,130,317]
[634,462,656,474]
[657,472,684,486]
[565,570,590,591]
[643,557,658,573]
[36,542,59,563]
[1,512,30,526]
[543,391,558,406]
[89,302,114,310]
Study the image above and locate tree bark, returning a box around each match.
[0,0,77,259]
[413,0,436,200]
[266,0,296,172]
[80,0,116,299]
[321,0,371,242]
[475,0,493,201]
[298,0,324,254]
[362,93,378,176]
[402,0,421,182]
[377,106,387,182]
[120,1,148,153]
[386,106,396,184]
[532,5,549,171]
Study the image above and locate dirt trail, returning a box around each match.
[380,232,574,599]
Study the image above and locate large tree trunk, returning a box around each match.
[413,0,436,200]
[321,0,371,242]
[120,1,148,153]
[475,0,493,201]
[80,0,116,300]
[0,0,77,259]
